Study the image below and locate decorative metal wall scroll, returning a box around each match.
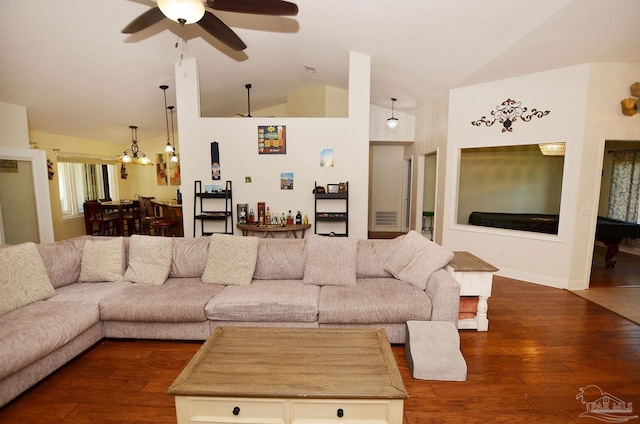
[471,98,550,132]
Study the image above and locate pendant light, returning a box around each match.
[387,98,399,131]
[161,85,174,154]
[119,125,151,165]
[168,105,179,163]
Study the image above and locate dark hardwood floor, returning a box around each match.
[1,277,639,423]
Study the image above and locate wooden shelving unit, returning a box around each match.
[314,181,348,237]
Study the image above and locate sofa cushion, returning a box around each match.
[202,234,259,286]
[205,280,319,322]
[0,300,99,380]
[253,239,306,280]
[384,230,454,290]
[99,278,224,322]
[79,237,125,282]
[170,237,210,278]
[303,235,357,286]
[356,239,394,278]
[37,237,85,288]
[52,281,133,304]
[0,242,55,316]
[123,235,172,285]
[318,278,431,324]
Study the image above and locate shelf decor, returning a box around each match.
[471,98,550,133]
[258,125,286,154]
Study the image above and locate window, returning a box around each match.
[57,160,118,218]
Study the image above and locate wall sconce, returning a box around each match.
[387,98,399,131]
[620,82,640,116]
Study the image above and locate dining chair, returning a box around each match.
[84,200,118,236]
[124,200,141,236]
[150,203,177,237]
[139,197,159,235]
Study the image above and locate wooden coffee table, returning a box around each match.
[168,327,407,423]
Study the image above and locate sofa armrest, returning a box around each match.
[425,269,461,326]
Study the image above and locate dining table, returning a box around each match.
[99,200,136,236]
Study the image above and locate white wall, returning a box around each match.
[369,145,405,232]
[176,52,371,239]
[442,63,640,289]
[0,101,30,149]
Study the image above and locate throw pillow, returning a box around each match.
[202,234,258,285]
[383,230,454,290]
[303,234,357,286]
[0,242,55,316]
[79,237,125,282]
[123,235,172,285]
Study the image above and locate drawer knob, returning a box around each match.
[232,406,240,416]
[337,408,344,418]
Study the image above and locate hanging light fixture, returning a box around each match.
[387,97,399,131]
[161,85,174,153]
[119,125,152,165]
[538,142,566,156]
[157,0,205,25]
[168,105,179,163]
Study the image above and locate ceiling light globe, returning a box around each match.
[387,117,398,131]
[157,0,205,24]
[170,154,179,163]
[165,142,174,152]
[122,154,132,163]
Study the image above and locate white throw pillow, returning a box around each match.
[303,234,357,286]
[384,230,454,290]
[202,234,258,286]
[123,235,172,285]
[79,237,125,282]
[0,242,55,316]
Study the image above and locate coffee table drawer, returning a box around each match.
[175,396,286,423]
[290,399,398,423]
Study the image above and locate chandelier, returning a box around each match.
[538,142,566,156]
[387,97,398,131]
[119,125,152,165]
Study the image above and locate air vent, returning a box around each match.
[375,211,397,226]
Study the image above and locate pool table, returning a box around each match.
[595,216,640,269]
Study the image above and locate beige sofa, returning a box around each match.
[0,231,460,406]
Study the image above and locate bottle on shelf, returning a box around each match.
[287,210,293,225]
[248,208,254,224]
[303,214,309,225]
[296,210,302,225]
[265,206,271,226]
[280,212,286,227]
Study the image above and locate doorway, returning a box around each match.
[0,147,54,244]
[590,139,640,288]
[0,159,39,244]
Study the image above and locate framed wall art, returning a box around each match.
[258,125,286,154]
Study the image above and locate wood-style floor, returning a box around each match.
[1,277,639,423]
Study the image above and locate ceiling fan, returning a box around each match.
[122,0,299,51]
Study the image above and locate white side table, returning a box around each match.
[445,251,498,331]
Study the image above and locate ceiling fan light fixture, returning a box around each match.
[157,0,205,25]
[387,98,399,131]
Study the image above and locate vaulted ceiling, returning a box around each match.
[1,0,639,143]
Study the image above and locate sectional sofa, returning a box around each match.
[0,231,460,406]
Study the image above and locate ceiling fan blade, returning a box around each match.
[198,12,247,51]
[122,7,166,34]
[207,0,299,16]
